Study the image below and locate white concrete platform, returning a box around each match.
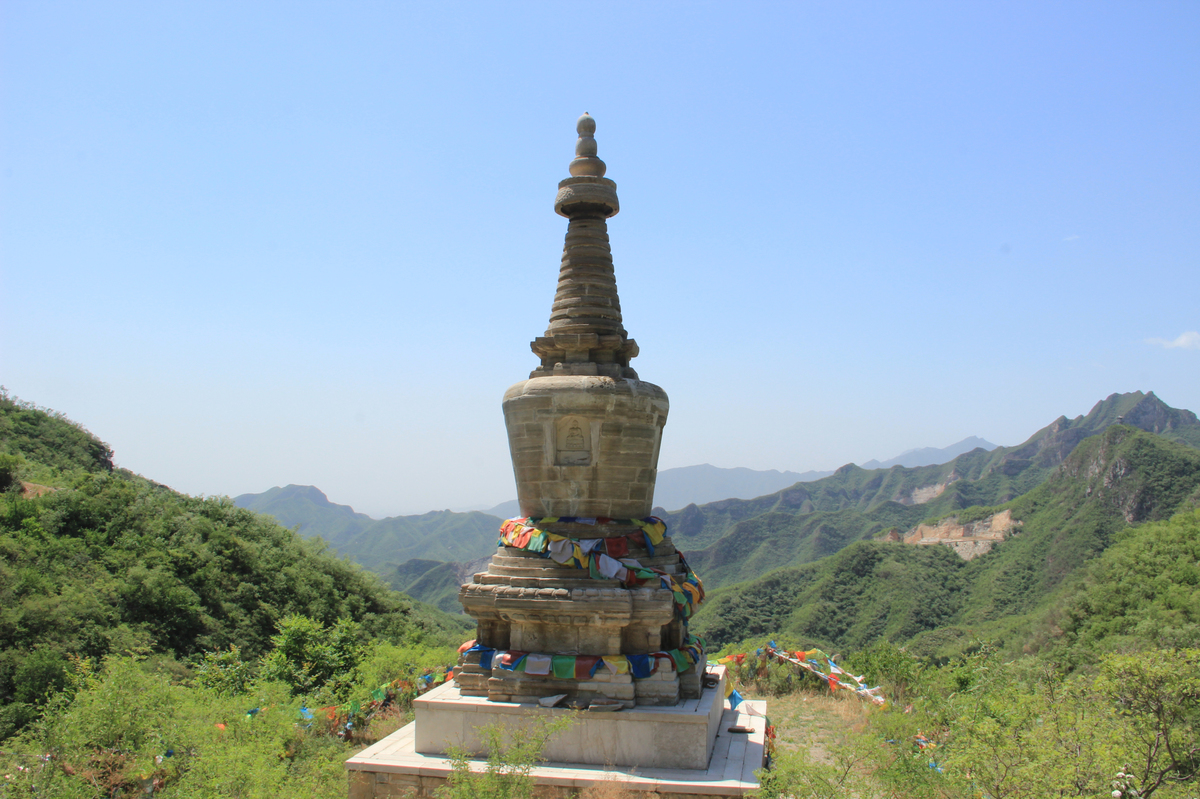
[412,675,725,770]
[346,698,768,797]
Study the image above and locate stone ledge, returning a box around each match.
[346,697,766,798]
[413,675,723,769]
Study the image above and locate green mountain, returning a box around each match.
[691,426,1200,656]
[234,483,376,544]
[233,485,503,571]
[231,391,1200,615]
[668,390,1200,589]
[0,393,469,738]
[0,389,114,475]
[379,556,493,615]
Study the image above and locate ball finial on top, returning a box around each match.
[570,113,605,177]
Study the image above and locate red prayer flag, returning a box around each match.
[574,655,602,680]
[604,537,629,558]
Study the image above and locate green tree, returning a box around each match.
[259,615,365,700]
[1097,648,1200,797]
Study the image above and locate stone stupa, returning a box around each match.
[455,113,704,709]
[346,118,765,796]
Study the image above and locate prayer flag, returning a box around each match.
[525,653,552,676]
[627,654,654,679]
[604,537,629,558]
[575,655,602,680]
[551,654,576,680]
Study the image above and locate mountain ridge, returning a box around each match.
[690,425,1200,655]
[232,486,503,571]
[234,391,1200,613]
[666,390,1200,589]
[860,435,998,470]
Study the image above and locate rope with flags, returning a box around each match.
[717,642,886,705]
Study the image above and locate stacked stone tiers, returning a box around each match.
[456,523,702,708]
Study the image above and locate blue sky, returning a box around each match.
[3,1,1197,516]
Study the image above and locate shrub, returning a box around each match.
[436,716,574,799]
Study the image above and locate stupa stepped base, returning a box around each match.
[420,672,720,769]
[345,670,766,798]
[486,667,640,706]
[454,646,702,707]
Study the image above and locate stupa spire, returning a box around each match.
[530,114,639,379]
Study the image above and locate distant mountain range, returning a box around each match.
[483,437,997,517]
[859,436,997,470]
[234,391,1200,616]
[663,390,1200,589]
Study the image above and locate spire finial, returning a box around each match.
[570,113,606,177]
[534,115,636,378]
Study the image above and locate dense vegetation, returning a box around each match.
[694,426,1200,660]
[732,638,1199,799]
[0,392,468,747]
[668,391,1200,589]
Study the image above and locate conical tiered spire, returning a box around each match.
[530,114,639,379]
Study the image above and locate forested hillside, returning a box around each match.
[233,484,502,571]
[0,391,467,742]
[693,426,1200,657]
[670,391,1200,589]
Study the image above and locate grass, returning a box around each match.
[762,690,873,768]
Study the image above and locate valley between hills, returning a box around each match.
[237,390,1200,643]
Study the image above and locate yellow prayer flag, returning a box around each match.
[602,656,630,675]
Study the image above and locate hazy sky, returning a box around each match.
[3,2,1198,517]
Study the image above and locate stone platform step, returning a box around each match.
[345,677,766,798]
[472,574,617,588]
[492,551,686,571]
[485,562,686,580]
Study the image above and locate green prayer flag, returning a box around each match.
[552,654,575,680]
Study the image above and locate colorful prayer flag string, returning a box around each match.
[717,645,886,705]
[496,516,705,623]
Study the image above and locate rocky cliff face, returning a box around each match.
[903,509,1020,560]
[1060,424,1196,524]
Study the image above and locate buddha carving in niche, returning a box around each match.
[564,422,585,449]
[555,416,591,465]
